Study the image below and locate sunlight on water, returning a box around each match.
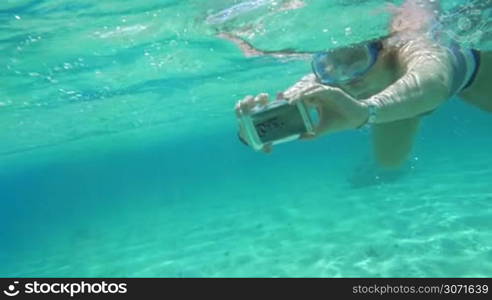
[1,0,491,277]
[0,0,394,157]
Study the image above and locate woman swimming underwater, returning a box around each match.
[224,0,492,168]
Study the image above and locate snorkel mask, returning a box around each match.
[312,41,382,86]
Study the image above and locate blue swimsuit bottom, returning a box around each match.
[448,44,481,94]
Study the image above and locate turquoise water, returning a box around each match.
[1,0,491,277]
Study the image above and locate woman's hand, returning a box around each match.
[285,85,370,138]
[235,93,273,153]
[235,84,369,152]
[235,93,269,117]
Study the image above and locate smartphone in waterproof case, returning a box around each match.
[238,100,319,151]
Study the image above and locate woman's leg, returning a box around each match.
[459,51,492,113]
[372,117,421,169]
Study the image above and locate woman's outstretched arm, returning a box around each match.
[361,38,454,123]
[360,0,452,123]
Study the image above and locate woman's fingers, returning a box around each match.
[254,93,269,106]
[282,74,318,100]
[288,85,328,105]
[235,95,255,116]
[302,85,344,99]
[236,93,271,116]
[243,95,256,110]
[235,102,242,117]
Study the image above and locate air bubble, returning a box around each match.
[345,27,352,36]
[457,17,472,32]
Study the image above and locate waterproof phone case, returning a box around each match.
[238,100,319,151]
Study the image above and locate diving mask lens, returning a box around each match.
[312,43,380,85]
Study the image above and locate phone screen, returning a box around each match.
[251,102,307,144]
